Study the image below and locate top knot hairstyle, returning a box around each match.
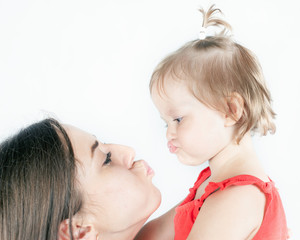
[150,5,276,143]
[199,5,232,37]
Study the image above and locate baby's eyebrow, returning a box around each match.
[166,109,180,118]
[91,140,99,157]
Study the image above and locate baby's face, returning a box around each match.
[151,78,235,165]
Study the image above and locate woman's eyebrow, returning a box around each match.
[91,140,99,157]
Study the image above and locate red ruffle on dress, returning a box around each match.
[174,167,288,240]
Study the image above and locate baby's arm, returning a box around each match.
[187,185,266,240]
[134,203,179,240]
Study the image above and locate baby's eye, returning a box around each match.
[103,152,112,165]
[174,117,183,123]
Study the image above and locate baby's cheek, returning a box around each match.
[179,125,199,143]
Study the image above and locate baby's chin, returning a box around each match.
[177,154,205,166]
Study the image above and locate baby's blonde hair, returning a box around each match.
[150,5,276,143]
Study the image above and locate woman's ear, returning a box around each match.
[58,218,99,240]
[224,92,244,127]
[58,219,72,240]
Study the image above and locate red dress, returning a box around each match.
[174,167,288,240]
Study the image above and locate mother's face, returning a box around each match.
[64,125,161,234]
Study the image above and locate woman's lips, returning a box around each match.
[167,141,177,153]
[142,160,154,176]
[132,160,155,176]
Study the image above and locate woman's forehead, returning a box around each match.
[62,124,112,157]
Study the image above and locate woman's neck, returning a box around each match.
[100,220,145,240]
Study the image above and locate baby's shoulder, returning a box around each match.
[192,184,265,239]
[205,183,266,207]
[205,169,268,213]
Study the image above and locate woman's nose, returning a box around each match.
[111,144,135,168]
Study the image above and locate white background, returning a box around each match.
[1,0,299,238]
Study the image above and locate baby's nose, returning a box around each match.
[166,125,176,141]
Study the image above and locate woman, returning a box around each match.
[0,118,161,240]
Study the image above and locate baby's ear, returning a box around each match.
[58,218,98,240]
[224,92,244,127]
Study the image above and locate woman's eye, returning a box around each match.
[103,152,112,165]
[174,117,183,123]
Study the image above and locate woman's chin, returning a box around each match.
[142,188,162,221]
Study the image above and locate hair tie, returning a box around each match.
[198,26,207,40]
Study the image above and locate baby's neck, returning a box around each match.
[208,133,262,181]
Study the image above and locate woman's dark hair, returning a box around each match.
[0,118,82,239]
